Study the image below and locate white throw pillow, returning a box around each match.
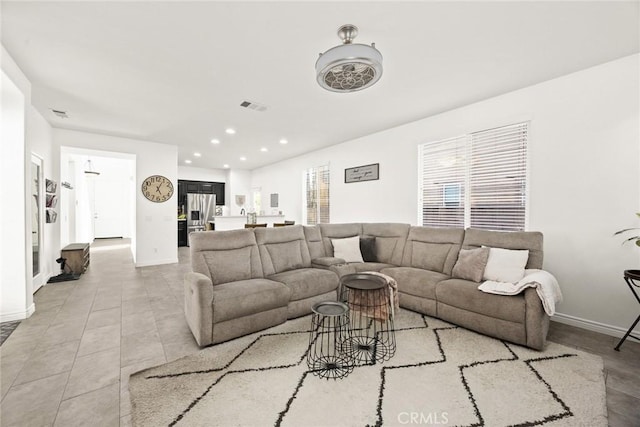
[482,247,529,283]
[331,236,364,263]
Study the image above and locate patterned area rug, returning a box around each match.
[129,310,607,427]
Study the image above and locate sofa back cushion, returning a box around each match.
[362,223,411,265]
[255,225,312,275]
[189,229,264,285]
[319,223,363,256]
[402,227,465,275]
[462,228,544,269]
[303,226,325,259]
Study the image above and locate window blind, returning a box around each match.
[420,135,467,228]
[469,123,528,231]
[305,164,330,225]
[419,122,528,231]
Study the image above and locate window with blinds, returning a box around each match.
[419,122,528,231]
[304,164,330,225]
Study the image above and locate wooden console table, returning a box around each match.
[61,243,90,274]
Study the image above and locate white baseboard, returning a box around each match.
[552,312,639,339]
[135,258,179,268]
[1,303,35,323]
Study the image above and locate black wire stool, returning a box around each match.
[306,301,354,379]
[614,270,640,351]
[340,273,396,364]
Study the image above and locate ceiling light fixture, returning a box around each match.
[211,139,220,144]
[260,147,268,152]
[185,160,192,164]
[225,128,236,135]
[194,152,201,157]
[240,156,246,161]
[223,164,230,169]
[279,139,288,145]
[316,24,383,93]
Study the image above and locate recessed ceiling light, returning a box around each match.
[260,147,268,152]
[225,128,236,135]
[223,164,230,169]
[185,160,192,164]
[210,139,220,144]
[279,138,288,145]
[194,152,201,157]
[240,156,247,161]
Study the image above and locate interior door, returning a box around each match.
[93,178,125,238]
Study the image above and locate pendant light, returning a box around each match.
[84,159,100,176]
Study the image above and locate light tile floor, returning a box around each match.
[0,238,638,426]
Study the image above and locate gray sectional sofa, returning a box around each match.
[184,223,548,350]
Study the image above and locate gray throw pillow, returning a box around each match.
[360,237,377,262]
[452,247,491,282]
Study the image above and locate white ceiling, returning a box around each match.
[2,1,638,170]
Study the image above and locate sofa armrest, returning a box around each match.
[524,287,550,350]
[312,257,346,268]
[184,272,214,346]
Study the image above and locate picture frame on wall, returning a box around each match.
[46,179,57,193]
[344,163,379,183]
[46,209,57,223]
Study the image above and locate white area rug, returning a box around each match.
[129,310,607,426]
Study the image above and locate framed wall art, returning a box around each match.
[344,163,379,183]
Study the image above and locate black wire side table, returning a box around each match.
[340,273,396,364]
[614,269,640,351]
[306,301,354,379]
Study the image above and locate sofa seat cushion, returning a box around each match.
[436,278,525,323]
[212,279,291,323]
[268,268,339,301]
[381,267,449,300]
[351,262,396,273]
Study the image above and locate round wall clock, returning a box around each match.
[141,175,174,203]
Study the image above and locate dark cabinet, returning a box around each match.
[200,183,214,194]
[178,220,187,247]
[186,182,199,193]
[213,182,225,205]
[178,180,225,206]
[177,181,187,210]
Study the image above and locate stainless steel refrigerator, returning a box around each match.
[187,193,216,243]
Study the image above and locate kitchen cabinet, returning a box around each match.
[213,182,225,205]
[178,180,225,206]
[178,220,188,247]
[186,182,199,193]
[200,182,214,194]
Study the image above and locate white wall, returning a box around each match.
[178,165,226,183]
[252,54,640,336]
[27,105,57,285]
[1,46,56,321]
[0,70,31,321]
[226,169,252,216]
[54,130,178,267]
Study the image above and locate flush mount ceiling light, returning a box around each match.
[315,24,383,93]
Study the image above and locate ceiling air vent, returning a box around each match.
[51,109,69,119]
[240,100,267,112]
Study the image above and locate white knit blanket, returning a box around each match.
[478,269,563,316]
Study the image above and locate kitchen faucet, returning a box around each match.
[240,208,245,215]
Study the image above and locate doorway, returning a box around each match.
[60,148,136,258]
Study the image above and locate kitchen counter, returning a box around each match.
[214,215,285,231]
